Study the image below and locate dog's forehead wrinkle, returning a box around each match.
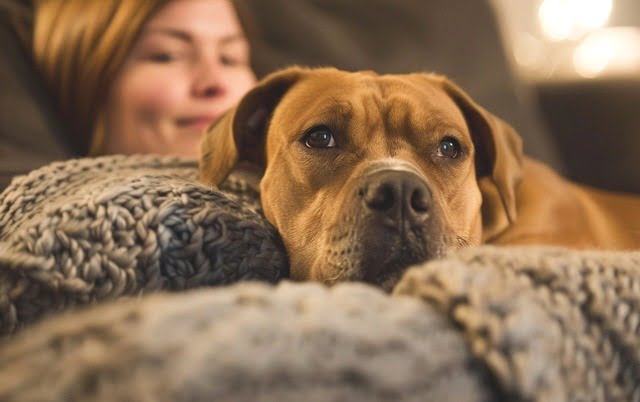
[377,87,456,144]
[366,158,423,175]
[324,95,352,114]
[382,76,464,126]
[346,85,418,151]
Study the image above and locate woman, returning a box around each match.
[31,0,256,156]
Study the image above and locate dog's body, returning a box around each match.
[490,158,640,249]
[200,67,640,290]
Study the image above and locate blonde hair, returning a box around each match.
[32,0,170,154]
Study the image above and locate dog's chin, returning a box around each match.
[320,230,449,292]
[367,259,416,292]
[324,248,435,293]
[362,241,437,292]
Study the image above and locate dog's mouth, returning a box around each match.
[365,249,424,292]
[362,231,439,290]
[322,218,449,291]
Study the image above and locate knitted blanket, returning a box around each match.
[1,156,639,401]
[0,155,288,336]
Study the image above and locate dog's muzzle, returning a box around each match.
[324,166,442,291]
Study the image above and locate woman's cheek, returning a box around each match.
[223,68,256,108]
[115,67,188,118]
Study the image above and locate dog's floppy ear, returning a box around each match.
[199,67,305,186]
[439,77,524,240]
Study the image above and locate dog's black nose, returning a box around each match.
[362,170,431,222]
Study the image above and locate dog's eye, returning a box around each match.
[303,126,337,149]
[437,137,461,159]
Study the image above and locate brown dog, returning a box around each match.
[200,67,640,290]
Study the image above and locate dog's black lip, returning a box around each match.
[375,215,430,233]
[362,238,427,280]
[363,254,422,291]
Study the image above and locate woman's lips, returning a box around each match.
[176,115,220,130]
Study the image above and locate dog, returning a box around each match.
[200,67,640,291]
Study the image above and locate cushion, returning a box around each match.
[0,155,288,336]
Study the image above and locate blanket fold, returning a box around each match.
[395,247,640,401]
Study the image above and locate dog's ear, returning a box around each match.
[199,67,305,186]
[439,77,524,240]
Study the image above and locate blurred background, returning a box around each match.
[493,0,640,193]
[1,0,638,193]
[241,0,640,193]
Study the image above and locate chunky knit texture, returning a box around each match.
[0,282,494,402]
[1,156,639,401]
[0,155,288,336]
[395,246,640,402]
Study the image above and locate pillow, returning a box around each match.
[0,155,288,336]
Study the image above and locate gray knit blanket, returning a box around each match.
[1,156,640,401]
[0,155,288,335]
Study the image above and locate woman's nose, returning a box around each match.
[192,56,226,98]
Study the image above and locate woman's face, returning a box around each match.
[103,0,256,156]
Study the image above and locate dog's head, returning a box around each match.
[200,67,523,290]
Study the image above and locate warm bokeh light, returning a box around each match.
[538,0,613,41]
[576,0,613,29]
[573,27,640,78]
[539,0,575,40]
[513,32,547,69]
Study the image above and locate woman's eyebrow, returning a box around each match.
[142,28,246,45]
[219,33,246,45]
[144,27,193,42]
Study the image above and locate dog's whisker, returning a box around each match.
[323,261,350,283]
[453,233,479,249]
